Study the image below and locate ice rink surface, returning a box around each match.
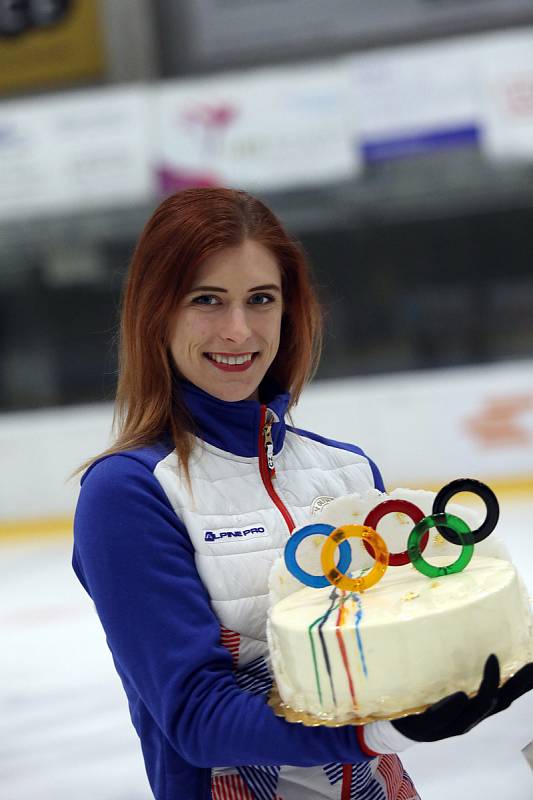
[2,493,532,800]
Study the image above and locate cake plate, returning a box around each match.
[268,684,432,727]
[268,664,524,728]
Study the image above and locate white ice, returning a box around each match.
[1,495,532,800]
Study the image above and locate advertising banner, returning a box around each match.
[347,38,481,162]
[1,26,533,220]
[1,361,532,523]
[295,362,533,489]
[478,29,533,161]
[0,86,153,219]
[153,61,358,194]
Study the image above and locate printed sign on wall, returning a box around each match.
[478,30,533,161]
[294,362,533,488]
[153,61,358,194]
[347,38,481,162]
[0,86,153,219]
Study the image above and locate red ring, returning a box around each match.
[363,499,428,566]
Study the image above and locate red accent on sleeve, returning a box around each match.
[355,725,380,758]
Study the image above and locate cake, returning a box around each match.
[267,487,533,723]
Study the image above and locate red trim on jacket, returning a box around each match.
[356,725,380,758]
[257,405,295,533]
[257,405,385,800]
[341,764,353,800]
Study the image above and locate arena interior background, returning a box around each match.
[1,2,533,799]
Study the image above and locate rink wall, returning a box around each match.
[1,359,532,534]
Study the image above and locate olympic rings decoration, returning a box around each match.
[284,523,352,588]
[320,525,389,593]
[407,513,474,578]
[363,499,428,566]
[284,478,499,592]
[432,478,499,545]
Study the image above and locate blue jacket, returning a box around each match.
[72,382,415,799]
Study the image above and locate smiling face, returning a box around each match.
[169,239,283,402]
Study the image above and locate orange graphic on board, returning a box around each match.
[464,393,533,447]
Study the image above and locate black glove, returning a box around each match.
[490,658,533,715]
[392,654,533,743]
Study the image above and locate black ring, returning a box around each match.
[432,478,499,545]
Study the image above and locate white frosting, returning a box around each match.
[267,488,533,721]
[268,488,513,607]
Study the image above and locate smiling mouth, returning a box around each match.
[204,352,258,372]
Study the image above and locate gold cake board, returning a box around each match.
[268,665,522,728]
[268,685,432,727]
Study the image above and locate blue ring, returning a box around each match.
[284,523,352,588]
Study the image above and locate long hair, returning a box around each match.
[71,188,323,484]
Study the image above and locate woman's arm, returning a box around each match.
[72,453,374,769]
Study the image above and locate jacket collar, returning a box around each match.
[179,379,290,458]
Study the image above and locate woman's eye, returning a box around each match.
[249,293,274,305]
[190,293,275,306]
[191,295,219,305]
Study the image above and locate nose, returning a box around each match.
[220,305,252,344]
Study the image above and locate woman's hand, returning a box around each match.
[392,654,533,741]
[358,655,533,754]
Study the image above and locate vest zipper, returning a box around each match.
[258,404,295,533]
[259,407,354,796]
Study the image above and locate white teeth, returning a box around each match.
[208,353,254,365]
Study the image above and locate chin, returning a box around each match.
[220,389,258,403]
[209,382,259,403]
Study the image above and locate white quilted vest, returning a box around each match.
[153,424,377,667]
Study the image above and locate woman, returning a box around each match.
[72,188,532,800]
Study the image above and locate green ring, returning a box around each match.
[407,513,474,578]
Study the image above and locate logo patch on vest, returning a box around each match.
[310,495,334,515]
[204,524,269,543]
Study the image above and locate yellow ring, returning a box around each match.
[320,524,389,592]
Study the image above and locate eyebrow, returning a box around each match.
[188,284,282,293]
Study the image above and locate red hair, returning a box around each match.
[72,188,323,482]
